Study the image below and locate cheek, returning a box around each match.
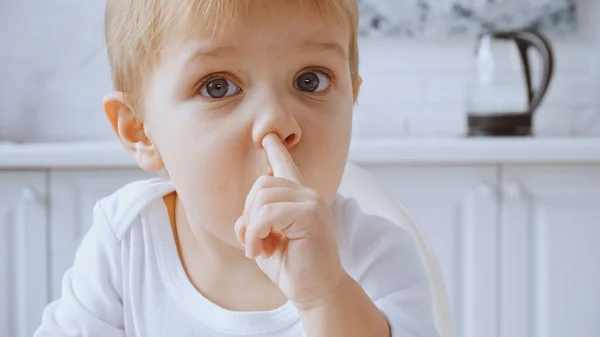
[158,122,251,196]
[148,112,252,210]
[148,104,244,175]
[299,100,353,202]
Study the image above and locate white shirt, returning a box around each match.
[35,178,439,337]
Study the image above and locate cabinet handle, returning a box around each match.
[503,182,523,198]
[476,183,495,197]
[19,187,39,204]
[16,186,43,235]
[14,186,44,334]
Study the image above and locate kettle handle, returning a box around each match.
[513,30,555,115]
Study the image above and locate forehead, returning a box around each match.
[166,1,351,59]
[174,0,351,36]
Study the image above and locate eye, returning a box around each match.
[294,71,331,93]
[199,78,241,99]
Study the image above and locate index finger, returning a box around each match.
[262,133,302,183]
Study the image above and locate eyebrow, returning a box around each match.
[181,40,348,66]
[301,40,348,60]
[182,45,238,64]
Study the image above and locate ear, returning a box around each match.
[103,92,165,172]
[352,75,362,104]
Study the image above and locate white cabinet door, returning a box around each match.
[0,171,48,337]
[361,165,499,337]
[500,165,600,337]
[49,170,153,300]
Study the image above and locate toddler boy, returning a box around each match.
[35,1,439,336]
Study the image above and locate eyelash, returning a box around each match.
[194,66,337,100]
[298,66,337,91]
[194,72,241,100]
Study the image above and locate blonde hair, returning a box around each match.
[105,0,359,106]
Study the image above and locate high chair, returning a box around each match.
[338,162,454,337]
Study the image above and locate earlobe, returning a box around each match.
[352,75,363,104]
[103,92,165,172]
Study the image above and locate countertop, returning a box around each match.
[1,138,599,169]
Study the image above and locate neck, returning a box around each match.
[166,192,288,311]
[174,195,265,276]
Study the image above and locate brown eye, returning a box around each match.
[294,71,330,93]
[200,78,240,99]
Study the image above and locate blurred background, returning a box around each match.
[0,1,598,337]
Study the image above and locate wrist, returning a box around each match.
[293,271,353,313]
[296,273,391,337]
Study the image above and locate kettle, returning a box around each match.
[466,30,555,136]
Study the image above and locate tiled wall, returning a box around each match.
[0,0,598,142]
[0,0,112,142]
[354,1,600,138]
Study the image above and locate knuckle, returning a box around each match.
[249,217,269,238]
[248,204,271,230]
[259,203,275,218]
[255,188,271,207]
[304,200,320,215]
[256,175,272,188]
[246,218,261,235]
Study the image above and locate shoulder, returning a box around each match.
[332,194,415,253]
[96,177,175,240]
[332,194,422,279]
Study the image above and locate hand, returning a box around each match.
[234,133,346,310]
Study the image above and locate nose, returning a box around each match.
[252,95,302,150]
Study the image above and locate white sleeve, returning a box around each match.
[339,198,440,337]
[34,204,125,337]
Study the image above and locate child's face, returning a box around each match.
[140,2,358,247]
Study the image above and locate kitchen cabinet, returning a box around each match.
[49,170,153,299]
[364,165,500,337]
[0,172,48,337]
[1,162,598,337]
[498,165,600,337]
[363,164,600,337]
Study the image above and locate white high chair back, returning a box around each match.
[338,162,454,337]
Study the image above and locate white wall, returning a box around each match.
[354,0,600,138]
[0,0,598,142]
[0,0,112,142]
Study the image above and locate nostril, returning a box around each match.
[284,134,296,147]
